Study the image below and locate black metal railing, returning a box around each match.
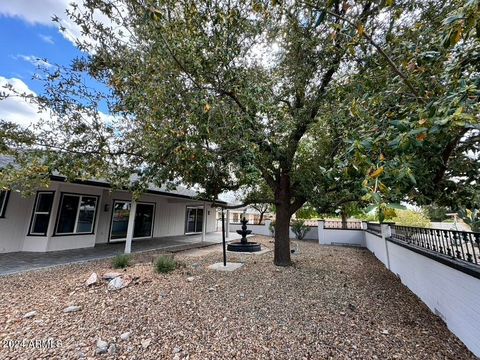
[366,222,381,234]
[324,221,362,230]
[391,225,480,265]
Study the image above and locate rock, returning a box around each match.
[108,344,116,354]
[102,272,121,280]
[186,276,195,282]
[63,305,81,313]
[173,354,180,360]
[108,277,126,291]
[96,339,108,354]
[239,293,245,298]
[340,312,346,316]
[381,329,389,335]
[23,311,37,319]
[77,351,86,358]
[120,332,131,341]
[173,346,182,353]
[141,338,152,349]
[208,287,215,292]
[85,273,98,286]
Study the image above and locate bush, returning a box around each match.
[291,219,309,240]
[269,220,275,236]
[392,210,431,228]
[112,254,132,269]
[154,255,177,274]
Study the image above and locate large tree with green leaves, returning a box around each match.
[1,0,478,265]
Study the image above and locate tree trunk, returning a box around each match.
[274,173,292,266]
[258,211,264,225]
[341,210,348,229]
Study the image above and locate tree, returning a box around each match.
[1,0,477,266]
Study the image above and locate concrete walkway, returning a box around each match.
[0,232,240,276]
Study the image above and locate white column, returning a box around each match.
[201,202,207,242]
[381,223,392,270]
[124,200,137,254]
[317,220,326,244]
[226,209,230,238]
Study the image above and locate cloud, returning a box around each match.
[0,76,42,128]
[39,34,55,45]
[0,0,71,25]
[17,55,53,69]
[0,0,83,46]
[0,0,126,51]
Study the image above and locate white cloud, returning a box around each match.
[17,55,53,69]
[39,34,55,45]
[0,76,42,128]
[0,0,84,46]
[0,0,71,25]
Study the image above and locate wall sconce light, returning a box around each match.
[104,204,110,212]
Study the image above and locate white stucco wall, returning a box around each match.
[321,229,365,246]
[387,241,480,357]
[0,191,35,253]
[365,231,388,266]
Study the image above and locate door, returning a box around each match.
[110,201,155,241]
[185,206,204,234]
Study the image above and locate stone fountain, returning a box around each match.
[227,217,261,252]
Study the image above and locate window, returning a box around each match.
[55,194,98,235]
[30,192,55,235]
[0,190,10,218]
[185,206,204,233]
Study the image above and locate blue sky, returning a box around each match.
[0,17,82,94]
[0,0,105,126]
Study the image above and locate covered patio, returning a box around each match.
[0,231,241,276]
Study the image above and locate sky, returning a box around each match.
[0,0,88,127]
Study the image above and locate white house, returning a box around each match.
[0,164,223,253]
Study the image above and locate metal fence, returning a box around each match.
[391,225,480,265]
[324,221,362,230]
[366,222,381,234]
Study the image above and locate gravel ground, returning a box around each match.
[0,236,475,359]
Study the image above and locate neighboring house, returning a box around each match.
[0,159,224,253]
[217,205,273,225]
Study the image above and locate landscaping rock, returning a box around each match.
[108,277,126,291]
[141,338,151,349]
[85,272,98,286]
[108,343,116,354]
[208,287,215,292]
[186,276,195,282]
[63,305,81,313]
[102,272,121,280]
[120,332,131,341]
[96,339,108,354]
[23,311,37,319]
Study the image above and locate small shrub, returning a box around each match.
[269,220,276,236]
[291,219,309,240]
[112,254,132,269]
[155,255,177,274]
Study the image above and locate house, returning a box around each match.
[217,205,273,225]
[0,158,224,253]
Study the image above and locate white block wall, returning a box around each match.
[365,231,388,266]
[387,241,480,356]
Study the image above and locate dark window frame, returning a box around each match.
[53,192,100,236]
[28,191,55,236]
[108,199,156,242]
[0,190,10,218]
[185,205,204,234]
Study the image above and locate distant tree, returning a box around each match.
[392,210,431,228]
[423,205,449,222]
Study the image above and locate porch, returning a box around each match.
[0,231,241,276]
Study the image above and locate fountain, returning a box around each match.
[227,217,262,252]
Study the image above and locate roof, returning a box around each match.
[0,155,226,204]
